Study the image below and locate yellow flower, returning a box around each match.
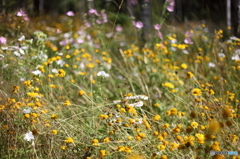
[63,100,71,106]
[57,69,66,77]
[161,155,168,159]
[61,146,67,150]
[153,103,160,107]
[92,139,100,146]
[162,123,170,129]
[162,82,174,89]
[153,115,161,121]
[181,63,188,69]
[103,137,110,143]
[170,108,178,115]
[195,133,205,144]
[187,72,194,78]
[78,90,85,96]
[51,114,58,119]
[64,137,74,143]
[52,130,58,135]
[157,144,166,151]
[99,150,107,157]
[191,88,202,96]
[191,121,199,129]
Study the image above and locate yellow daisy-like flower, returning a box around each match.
[191,88,202,96]
[162,82,174,89]
[63,100,71,106]
[92,139,100,146]
[187,72,194,78]
[153,115,161,121]
[191,121,199,129]
[78,90,85,96]
[64,137,74,143]
[52,130,58,135]
[181,63,188,69]
[57,69,66,77]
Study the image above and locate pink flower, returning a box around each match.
[116,25,123,32]
[133,21,143,29]
[184,31,194,44]
[154,24,161,30]
[0,37,7,45]
[157,31,163,40]
[184,37,193,44]
[66,11,75,16]
[17,10,27,17]
[166,0,175,12]
[89,9,99,16]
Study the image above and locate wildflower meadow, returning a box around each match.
[0,2,240,159]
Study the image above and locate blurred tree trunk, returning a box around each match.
[227,0,231,29]
[88,0,94,9]
[39,0,44,15]
[79,0,85,14]
[176,0,183,22]
[232,0,240,37]
[2,0,6,14]
[140,0,151,45]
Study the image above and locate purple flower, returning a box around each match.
[17,10,27,17]
[66,11,75,16]
[133,21,143,29]
[89,9,99,16]
[184,37,193,44]
[184,31,194,44]
[154,24,161,30]
[116,25,123,32]
[157,31,163,40]
[166,0,175,12]
[0,37,7,45]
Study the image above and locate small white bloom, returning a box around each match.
[113,100,121,104]
[52,68,58,74]
[208,62,216,68]
[18,35,25,41]
[56,59,65,67]
[218,53,225,58]
[22,108,32,114]
[97,71,110,77]
[14,51,21,57]
[134,101,144,107]
[32,70,42,75]
[24,131,34,141]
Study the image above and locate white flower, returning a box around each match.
[52,69,58,74]
[218,53,225,58]
[24,131,34,141]
[97,71,110,77]
[14,51,21,57]
[113,100,121,104]
[18,35,25,41]
[56,59,65,67]
[22,108,32,114]
[32,70,42,75]
[129,101,144,107]
[134,101,144,107]
[208,62,216,68]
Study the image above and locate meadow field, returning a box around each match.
[0,8,240,159]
